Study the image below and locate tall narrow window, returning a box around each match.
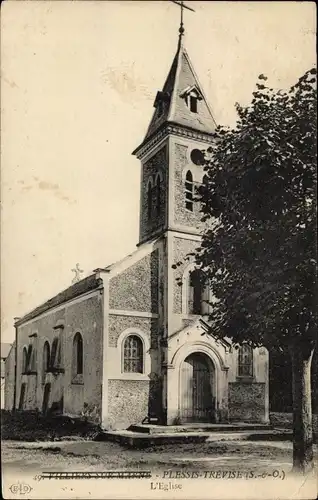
[185,170,194,211]
[123,335,143,373]
[147,180,153,221]
[23,344,34,373]
[156,175,161,217]
[238,344,253,377]
[42,342,50,384]
[73,333,83,376]
[51,337,59,367]
[22,347,28,373]
[188,269,203,315]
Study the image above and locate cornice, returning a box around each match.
[133,122,215,160]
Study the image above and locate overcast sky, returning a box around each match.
[1,1,316,343]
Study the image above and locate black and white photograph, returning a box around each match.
[1,1,316,498]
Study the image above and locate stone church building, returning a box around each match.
[10,33,269,429]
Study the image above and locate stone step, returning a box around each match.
[128,423,272,435]
[96,428,292,449]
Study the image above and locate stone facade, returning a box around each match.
[172,236,200,314]
[107,379,150,429]
[14,290,103,421]
[139,146,168,243]
[173,142,205,230]
[229,382,267,422]
[109,250,159,313]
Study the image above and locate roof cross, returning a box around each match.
[71,263,83,284]
[171,1,195,37]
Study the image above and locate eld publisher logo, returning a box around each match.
[9,483,32,495]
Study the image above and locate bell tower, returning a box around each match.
[132,7,218,424]
[132,30,217,245]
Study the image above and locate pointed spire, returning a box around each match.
[132,2,216,156]
[138,42,217,145]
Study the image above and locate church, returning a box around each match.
[9,17,269,429]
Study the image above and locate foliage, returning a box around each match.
[1,410,101,441]
[193,68,317,353]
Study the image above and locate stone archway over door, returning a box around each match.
[180,353,215,423]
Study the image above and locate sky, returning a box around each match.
[1,1,316,343]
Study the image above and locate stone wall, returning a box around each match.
[108,315,158,349]
[109,250,159,313]
[172,142,205,230]
[107,379,149,429]
[15,292,103,422]
[140,146,168,242]
[228,382,267,422]
[172,236,200,314]
[106,313,162,427]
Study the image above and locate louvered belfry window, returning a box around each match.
[123,335,143,373]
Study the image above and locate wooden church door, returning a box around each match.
[180,353,214,423]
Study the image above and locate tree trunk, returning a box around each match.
[290,345,314,474]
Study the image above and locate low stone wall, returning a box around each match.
[229,382,266,422]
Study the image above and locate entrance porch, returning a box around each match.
[166,339,230,425]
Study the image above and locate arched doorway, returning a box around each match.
[179,352,215,423]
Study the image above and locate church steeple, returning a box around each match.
[133,9,218,246]
[133,35,217,156]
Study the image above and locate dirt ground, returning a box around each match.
[3,438,315,476]
[2,412,317,478]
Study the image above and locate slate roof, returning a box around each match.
[142,38,217,144]
[14,274,102,327]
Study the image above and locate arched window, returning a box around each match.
[51,337,60,369]
[185,170,194,211]
[238,344,253,377]
[22,347,28,373]
[147,180,153,221]
[72,333,83,376]
[42,342,50,384]
[187,269,203,315]
[123,335,143,373]
[155,175,161,217]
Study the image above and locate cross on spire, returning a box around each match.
[71,263,83,284]
[171,1,195,39]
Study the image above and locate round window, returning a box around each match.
[190,149,205,166]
